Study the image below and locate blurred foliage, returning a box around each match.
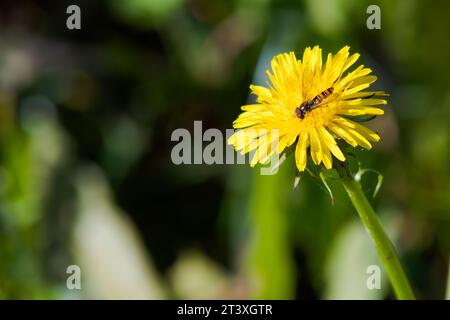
[0,0,449,299]
[247,163,296,299]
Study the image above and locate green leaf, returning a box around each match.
[354,167,384,198]
[320,171,335,205]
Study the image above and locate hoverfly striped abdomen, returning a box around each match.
[295,87,334,119]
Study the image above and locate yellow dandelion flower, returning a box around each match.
[228,45,388,172]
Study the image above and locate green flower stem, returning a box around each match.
[337,163,415,300]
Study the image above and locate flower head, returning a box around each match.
[228,45,388,172]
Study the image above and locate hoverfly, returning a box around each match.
[295,87,334,119]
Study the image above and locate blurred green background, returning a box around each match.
[0,0,449,299]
